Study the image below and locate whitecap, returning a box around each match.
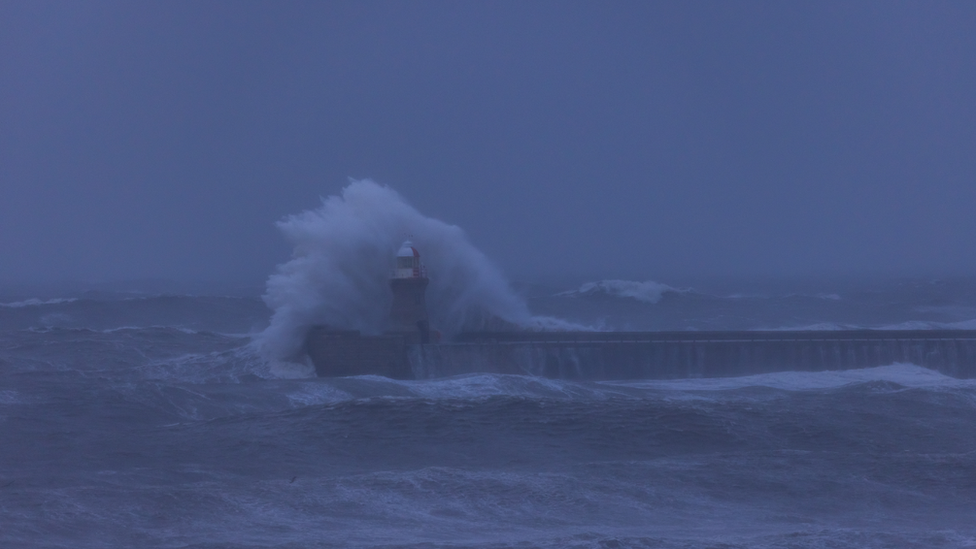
[0,297,78,308]
[556,279,682,304]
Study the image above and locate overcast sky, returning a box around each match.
[2,1,974,284]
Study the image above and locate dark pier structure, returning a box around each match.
[305,242,976,380]
[306,328,976,380]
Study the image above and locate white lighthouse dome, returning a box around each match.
[396,240,420,258]
[394,240,425,278]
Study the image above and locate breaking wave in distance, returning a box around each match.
[0,297,79,308]
[257,180,580,361]
[558,279,681,303]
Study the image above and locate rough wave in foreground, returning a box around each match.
[2,351,975,548]
[2,282,976,547]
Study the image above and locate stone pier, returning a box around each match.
[307,328,976,380]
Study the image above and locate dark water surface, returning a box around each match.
[3,281,976,548]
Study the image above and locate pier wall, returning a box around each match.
[305,328,412,379]
[408,331,976,380]
[307,328,976,380]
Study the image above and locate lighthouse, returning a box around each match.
[389,240,431,343]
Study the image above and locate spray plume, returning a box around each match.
[256,180,572,361]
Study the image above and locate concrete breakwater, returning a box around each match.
[306,328,976,380]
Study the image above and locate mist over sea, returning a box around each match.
[3,273,976,548]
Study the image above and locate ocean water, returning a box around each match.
[3,279,976,548]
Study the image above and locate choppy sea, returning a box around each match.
[2,278,976,548]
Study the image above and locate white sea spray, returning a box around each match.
[255,180,581,361]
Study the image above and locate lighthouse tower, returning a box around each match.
[389,240,431,343]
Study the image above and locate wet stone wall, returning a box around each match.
[408,331,976,380]
[305,328,412,379]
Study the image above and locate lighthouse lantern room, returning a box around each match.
[394,240,426,279]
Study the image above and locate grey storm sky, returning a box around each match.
[1,1,974,284]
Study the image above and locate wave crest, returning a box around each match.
[0,297,78,308]
[557,279,679,304]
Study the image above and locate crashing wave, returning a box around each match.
[256,180,585,362]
